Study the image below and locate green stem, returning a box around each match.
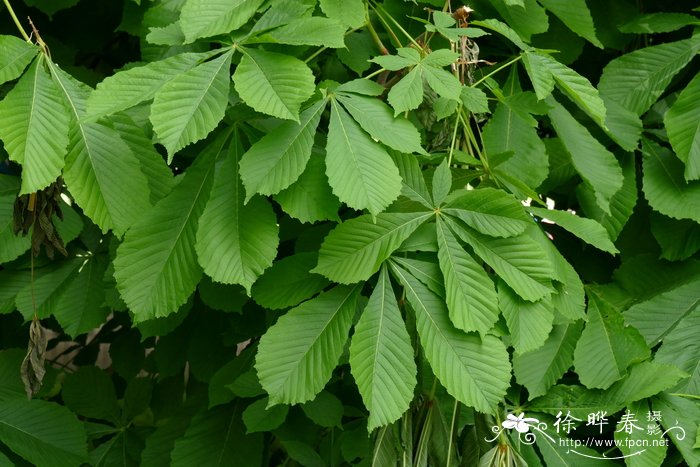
[3,0,31,42]
[470,54,522,88]
[447,103,462,166]
[366,17,389,55]
[445,399,459,467]
[363,67,386,80]
[371,1,422,50]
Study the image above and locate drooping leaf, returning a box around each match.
[86,51,213,118]
[151,51,233,160]
[196,135,278,293]
[325,100,402,215]
[642,138,700,223]
[301,390,344,428]
[256,286,359,405]
[450,222,556,302]
[598,35,700,116]
[251,252,329,310]
[336,92,425,154]
[49,64,153,235]
[619,12,700,34]
[573,295,650,390]
[664,72,700,181]
[349,267,416,431]
[319,0,365,29]
[233,47,315,121]
[548,98,623,214]
[537,0,602,47]
[239,99,325,199]
[242,397,288,433]
[513,322,582,398]
[313,211,432,283]
[274,150,341,223]
[179,0,265,43]
[528,207,618,254]
[443,187,532,238]
[390,263,510,414]
[114,135,223,320]
[0,35,39,85]
[0,399,87,467]
[498,282,553,354]
[0,57,68,194]
[436,217,499,334]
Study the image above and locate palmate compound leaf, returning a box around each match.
[85,51,215,119]
[114,133,226,321]
[664,72,700,181]
[326,100,403,216]
[150,50,233,161]
[239,99,325,199]
[435,216,499,335]
[0,56,68,194]
[442,187,533,238]
[233,47,315,122]
[0,35,39,85]
[547,98,623,214]
[196,134,279,293]
[389,262,510,414]
[48,63,152,236]
[349,267,416,431]
[447,217,557,302]
[313,211,433,284]
[0,399,88,467]
[256,285,360,405]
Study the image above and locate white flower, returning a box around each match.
[502,413,539,433]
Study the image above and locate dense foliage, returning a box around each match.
[0,0,699,465]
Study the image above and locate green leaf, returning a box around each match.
[624,277,700,347]
[389,256,444,297]
[326,100,402,215]
[0,57,68,194]
[242,397,288,433]
[387,68,423,115]
[653,394,700,466]
[548,98,623,214]
[0,36,38,85]
[600,96,642,152]
[256,285,359,405]
[239,99,325,198]
[573,296,649,390]
[336,93,425,154]
[320,0,365,29]
[313,211,432,283]
[282,441,326,467]
[349,267,415,431]
[251,252,329,310]
[443,187,532,238]
[528,207,618,254]
[665,72,700,181]
[302,391,345,429]
[114,135,222,320]
[49,64,153,235]
[577,153,637,241]
[391,152,433,209]
[452,224,556,302]
[487,0,548,41]
[171,404,263,466]
[498,282,553,354]
[513,322,582,398]
[534,53,606,127]
[62,366,119,420]
[655,307,700,395]
[521,51,555,100]
[431,160,452,206]
[650,213,700,261]
[0,399,87,467]
[196,136,279,293]
[422,64,462,101]
[179,0,264,43]
[268,17,346,48]
[619,12,700,34]
[0,349,25,401]
[86,52,210,119]
[436,217,499,334]
[15,259,82,320]
[274,150,341,223]
[537,0,602,47]
[390,263,510,414]
[471,19,531,51]
[233,48,315,121]
[461,86,489,114]
[615,400,668,467]
[598,35,700,116]
[370,48,419,70]
[151,51,232,160]
[642,138,700,223]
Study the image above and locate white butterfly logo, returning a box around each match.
[502,413,539,433]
